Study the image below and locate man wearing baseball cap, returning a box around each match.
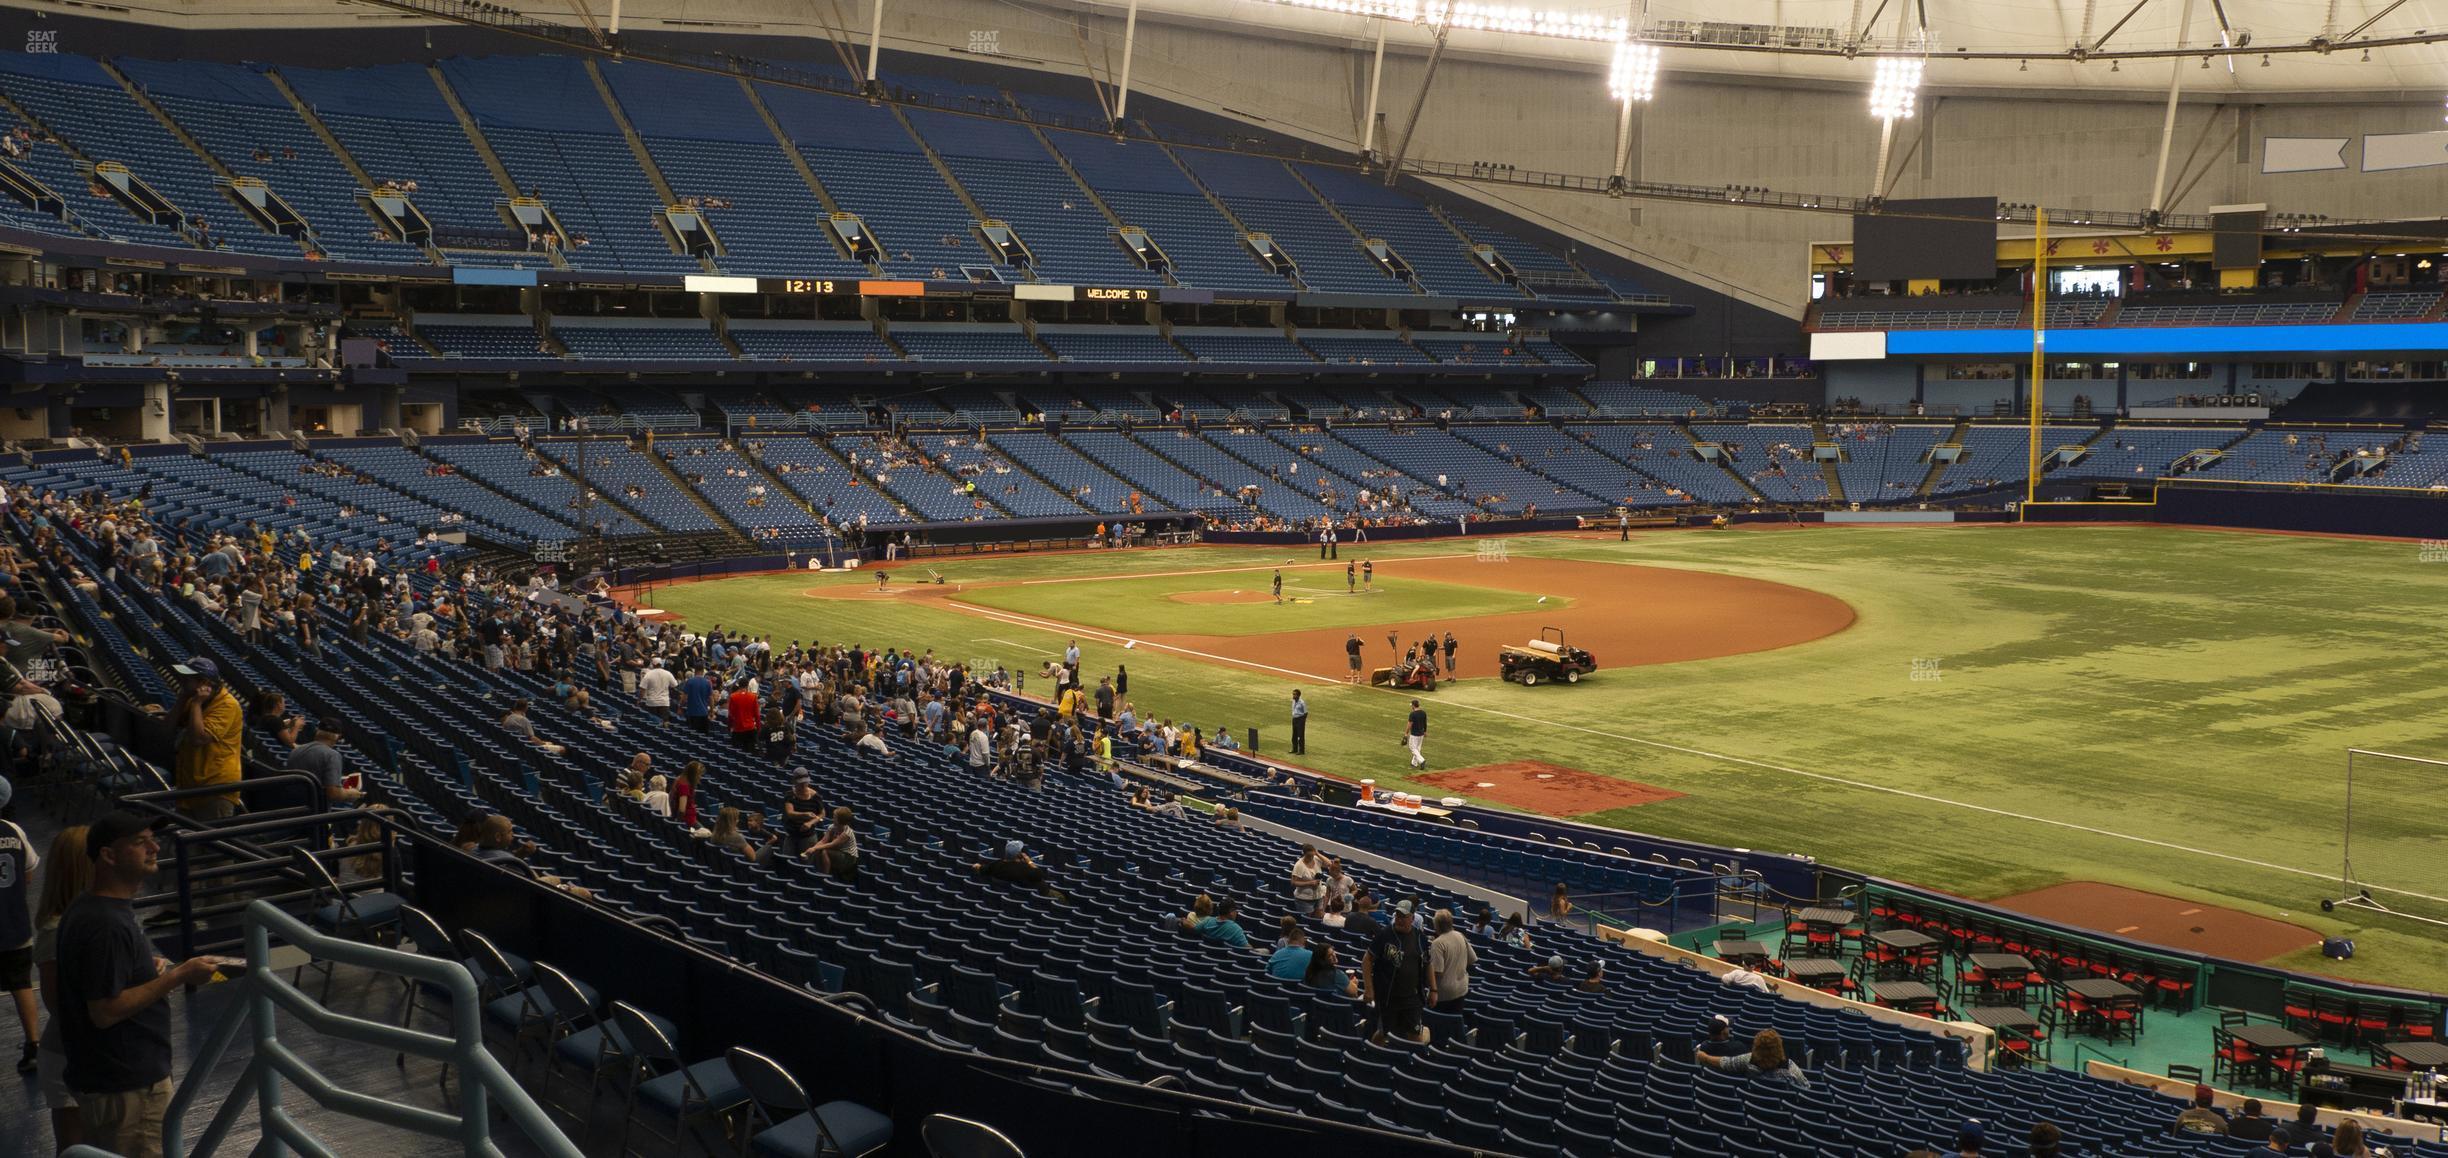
[1427,908,1474,1014]
[1700,1012,1734,1051]
[285,719,355,805]
[969,840,1051,892]
[1362,898,1437,1045]
[58,812,220,1158]
[170,658,243,821]
[778,774,824,856]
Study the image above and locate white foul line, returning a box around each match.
[944,600,2345,887]
[969,636,1058,654]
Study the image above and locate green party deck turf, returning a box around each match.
[649,527,2448,993]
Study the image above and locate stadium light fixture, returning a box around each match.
[1436,3,1628,41]
[1255,1,1629,42]
[1868,56,1923,119]
[1260,0,1422,18]
[1609,41,1660,102]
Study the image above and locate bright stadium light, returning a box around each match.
[1868,56,1924,119]
[1609,40,1660,102]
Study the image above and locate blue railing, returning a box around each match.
[164,900,582,1158]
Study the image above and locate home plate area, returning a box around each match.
[1417,761,1683,818]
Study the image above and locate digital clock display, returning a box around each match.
[768,278,839,295]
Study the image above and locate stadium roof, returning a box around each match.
[1084,0,2448,96]
[60,1,2448,98]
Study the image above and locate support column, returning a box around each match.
[1612,96,1637,186]
[609,0,622,35]
[1870,117,1898,201]
[1868,0,1917,202]
[141,382,171,443]
[1113,0,1140,127]
[864,0,886,93]
[1383,12,1452,182]
[2148,0,2198,217]
[1360,19,1387,159]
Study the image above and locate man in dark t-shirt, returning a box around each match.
[1405,700,1429,770]
[679,670,714,730]
[285,718,354,804]
[779,775,826,855]
[2223,1100,2274,1143]
[61,813,218,1158]
[1363,900,1434,1045]
[970,841,1055,896]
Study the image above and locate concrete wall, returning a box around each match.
[0,404,46,442]
[1823,362,1919,410]
[1923,376,2015,416]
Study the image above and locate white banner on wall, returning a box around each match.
[2362,131,2448,172]
[2261,137,2350,174]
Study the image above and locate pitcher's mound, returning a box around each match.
[1170,589,1278,605]
[1418,761,1682,818]
[1988,881,2321,963]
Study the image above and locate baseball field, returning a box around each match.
[641,525,2448,992]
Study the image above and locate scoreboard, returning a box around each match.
[683,276,1194,303]
[684,275,923,297]
[759,278,924,297]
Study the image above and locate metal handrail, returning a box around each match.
[164,900,582,1158]
[2066,1040,2131,1071]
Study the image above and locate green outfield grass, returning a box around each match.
[648,528,2448,992]
[953,565,1557,635]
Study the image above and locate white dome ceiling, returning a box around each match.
[1080,0,2448,96]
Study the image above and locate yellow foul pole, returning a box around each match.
[2024,207,2047,519]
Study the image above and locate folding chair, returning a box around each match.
[919,1114,1022,1158]
[291,846,406,1001]
[725,1047,893,1157]
[610,1001,749,1158]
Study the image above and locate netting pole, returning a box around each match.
[2342,747,2356,899]
[2330,748,2448,928]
